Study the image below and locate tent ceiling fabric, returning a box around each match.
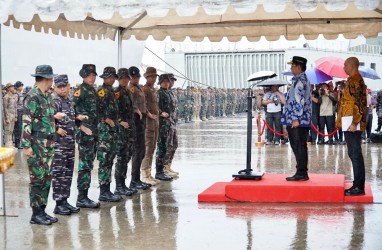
[2,1,382,41]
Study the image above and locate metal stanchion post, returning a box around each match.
[232,88,263,180]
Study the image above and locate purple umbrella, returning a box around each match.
[359,66,380,80]
[281,67,332,84]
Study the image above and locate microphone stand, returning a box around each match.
[232,80,265,180]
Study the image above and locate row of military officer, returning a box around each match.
[22,64,179,225]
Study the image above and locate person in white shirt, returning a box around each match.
[261,85,285,145]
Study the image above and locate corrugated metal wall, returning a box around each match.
[185,51,285,88]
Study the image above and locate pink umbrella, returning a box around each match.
[315,56,347,78]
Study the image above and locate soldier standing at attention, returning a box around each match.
[114,68,137,196]
[141,67,161,186]
[128,66,151,190]
[14,81,24,148]
[3,83,17,147]
[23,65,64,225]
[51,75,80,215]
[72,64,100,209]
[155,74,174,181]
[163,73,179,177]
[97,67,122,202]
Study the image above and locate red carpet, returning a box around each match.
[198,174,373,203]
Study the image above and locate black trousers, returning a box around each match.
[310,113,319,142]
[132,113,146,181]
[265,111,282,142]
[344,131,365,189]
[319,115,334,142]
[365,113,373,139]
[287,127,309,175]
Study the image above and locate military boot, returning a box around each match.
[115,178,136,196]
[155,172,173,181]
[63,199,80,213]
[99,183,122,202]
[164,164,179,177]
[141,169,159,186]
[30,207,52,225]
[76,189,100,208]
[41,205,58,223]
[54,200,71,215]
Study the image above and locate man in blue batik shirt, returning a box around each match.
[281,56,312,181]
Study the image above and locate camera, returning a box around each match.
[273,96,279,106]
[320,88,325,95]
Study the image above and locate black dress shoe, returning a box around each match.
[155,172,173,181]
[345,187,365,196]
[286,174,309,181]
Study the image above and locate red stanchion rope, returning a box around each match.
[257,118,267,136]
[310,122,339,137]
[261,119,339,138]
[262,119,288,137]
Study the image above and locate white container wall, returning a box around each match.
[184,51,285,88]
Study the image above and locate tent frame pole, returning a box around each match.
[0,25,6,216]
[117,28,122,69]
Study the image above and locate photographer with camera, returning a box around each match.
[317,83,337,144]
[261,85,285,145]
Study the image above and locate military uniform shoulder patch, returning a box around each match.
[130,87,136,94]
[115,91,120,99]
[98,89,105,97]
[74,89,81,97]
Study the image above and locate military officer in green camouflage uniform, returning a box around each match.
[23,65,63,225]
[72,64,100,209]
[114,68,137,196]
[163,73,179,177]
[97,67,121,202]
[155,74,174,181]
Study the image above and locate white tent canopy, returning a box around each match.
[2,0,382,41]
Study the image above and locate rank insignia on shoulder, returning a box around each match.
[130,87,135,94]
[115,91,120,99]
[98,89,105,97]
[74,89,81,97]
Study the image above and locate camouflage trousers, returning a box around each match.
[141,118,159,171]
[76,129,97,192]
[156,118,171,173]
[27,140,55,208]
[164,125,178,166]
[97,122,117,185]
[115,124,135,180]
[52,135,75,201]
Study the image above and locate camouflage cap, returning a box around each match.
[100,66,118,79]
[144,67,158,78]
[54,74,69,87]
[31,65,57,79]
[168,73,177,81]
[158,74,170,85]
[14,81,23,88]
[5,82,14,89]
[129,66,141,77]
[79,64,97,78]
[117,68,131,80]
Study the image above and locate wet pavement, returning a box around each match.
[1,113,382,249]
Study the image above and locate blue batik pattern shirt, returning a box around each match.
[281,72,312,127]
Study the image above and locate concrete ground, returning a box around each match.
[1,113,382,250]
